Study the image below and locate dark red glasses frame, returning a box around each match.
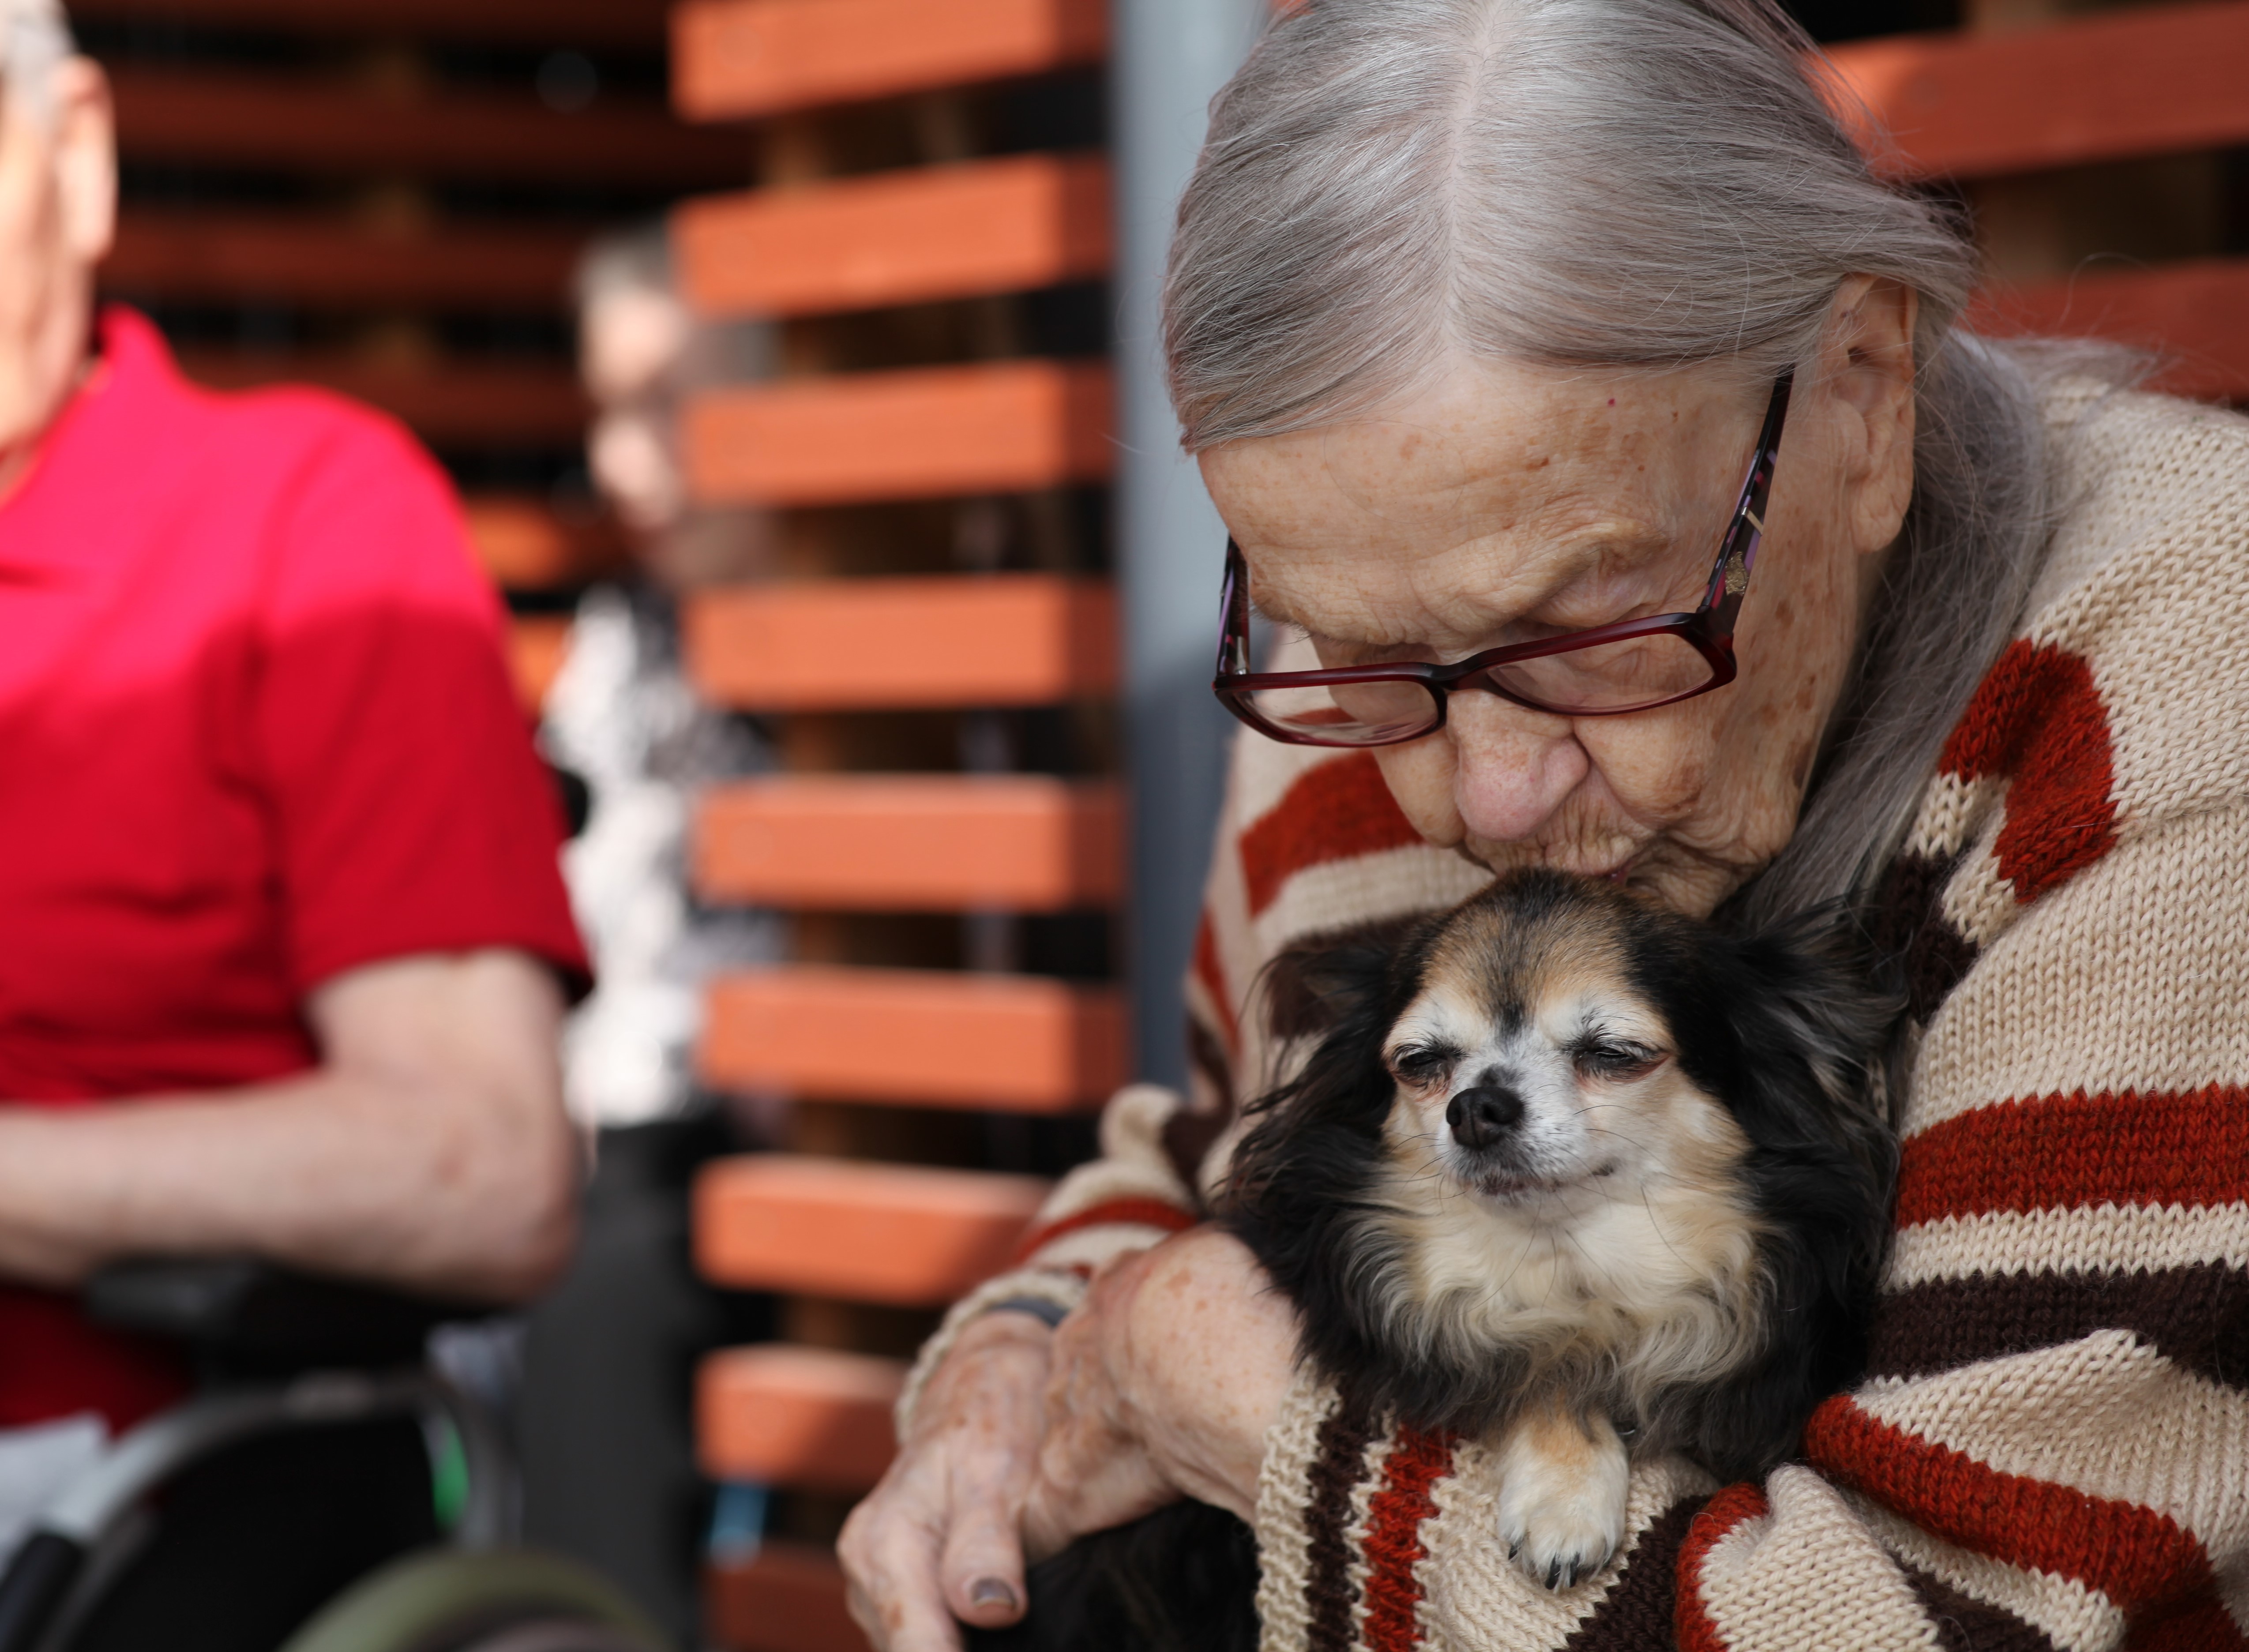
[1212,372,1795,747]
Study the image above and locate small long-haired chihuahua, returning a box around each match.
[976,868,1896,1652]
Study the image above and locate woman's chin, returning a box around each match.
[1616,847,1758,919]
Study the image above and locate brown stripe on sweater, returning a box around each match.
[1555,1495,1705,1652]
[1871,849,1979,1024]
[1871,1264,2249,1390]
[1901,1563,2061,1652]
[1306,1388,1378,1652]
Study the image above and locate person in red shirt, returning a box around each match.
[0,0,589,1608]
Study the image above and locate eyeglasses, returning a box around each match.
[1211,373,1794,748]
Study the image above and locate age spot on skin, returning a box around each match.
[1788,740,1814,792]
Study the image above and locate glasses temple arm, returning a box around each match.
[1702,372,1794,632]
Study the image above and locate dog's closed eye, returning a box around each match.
[1566,1035,1665,1082]
[1387,1041,1461,1088]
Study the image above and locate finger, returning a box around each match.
[840,1503,967,1652]
[939,1496,1030,1628]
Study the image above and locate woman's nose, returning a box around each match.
[1446,690,1589,844]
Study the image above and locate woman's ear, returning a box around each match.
[51,57,115,270]
[1820,275,1918,557]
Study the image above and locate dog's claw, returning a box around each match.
[1507,1540,1521,1560]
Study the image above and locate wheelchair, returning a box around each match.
[0,1260,670,1652]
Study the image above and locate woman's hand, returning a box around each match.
[839,1226,1297,1652]
[839,1309,1056,1652]
[1021,1227,1296,1551]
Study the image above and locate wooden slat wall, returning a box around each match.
[668,6,1118,1644]
[1829,1,2249,398]
[684,360,1115,506]
[106,65,749,188]
[68,0,672,47]
[674,153,1112,318]
[684,576,1118,710]
[672,0,1106,121]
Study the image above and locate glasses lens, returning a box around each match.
[1480,631,1718,714]
[1239,676,1442,746]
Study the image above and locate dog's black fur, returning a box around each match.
[970,870,1897,1652]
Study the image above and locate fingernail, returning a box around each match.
[969,1578,1020,1612]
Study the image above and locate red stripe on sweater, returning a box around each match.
[2123,1587,2249,1651]
[1806,1396,2214,1612]
[1895,1086,2249,1227]
[1011,1197,1197,1264]
[1239,752,1423,919]
[1936,638,2117,903]
[1360,1423,1456,1651]
[1192,910,1239,1053]
[1675,1483,1772,1652]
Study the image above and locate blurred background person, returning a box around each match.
[518,225,776,1649]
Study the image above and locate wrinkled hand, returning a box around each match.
[1021,1229,1294,1553]
[840,1310,1056,1652]
[839,1229,1297,1652]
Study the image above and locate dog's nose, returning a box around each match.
[1446,1083,1525,1151]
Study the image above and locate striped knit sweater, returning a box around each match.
[904,379,2249,1650]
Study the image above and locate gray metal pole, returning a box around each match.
[1112,0,1266,1090]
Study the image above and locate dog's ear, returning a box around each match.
[1727,907,1900,1129]
[1221,912,1440,1231]
[1255,912,1430,1046]
[1663,909,1901,1473]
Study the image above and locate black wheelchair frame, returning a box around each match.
[0,1261,665,1652]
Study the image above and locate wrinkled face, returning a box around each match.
[1379,898,1739,1207]
[1198,285,1917,919]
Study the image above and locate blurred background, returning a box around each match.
[71,0,2249,1645]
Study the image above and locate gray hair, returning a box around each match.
[1165,0,2123,925]
[1,0,74,127]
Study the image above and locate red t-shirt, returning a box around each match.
[0,308,590,1429]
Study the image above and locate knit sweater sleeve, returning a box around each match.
[1249,388,2249,1652]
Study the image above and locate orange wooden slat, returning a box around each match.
[104,209,589,312]
[173,350,590,447]
[510,616,572,713]
[1828,1,2249,181]
[695,777,1123,912]
[698,1345,904,1492]
[685,575,1118,712]
[69,0,667,46]
[675,154,1111,320]
[701,967,1126,1111]
[673,0,1105,122]
[683,359,1113,507]
[1970,256,2249,402]
[108,65,751,189]
[463,497,624,591]
[706,1542,867,1652]
[695,1155,1050,1304]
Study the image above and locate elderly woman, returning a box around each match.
[843,1,2249,1648]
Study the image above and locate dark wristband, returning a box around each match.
[982,1295,1071,1330]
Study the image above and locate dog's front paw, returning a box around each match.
[1494,1406,1629,1591]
